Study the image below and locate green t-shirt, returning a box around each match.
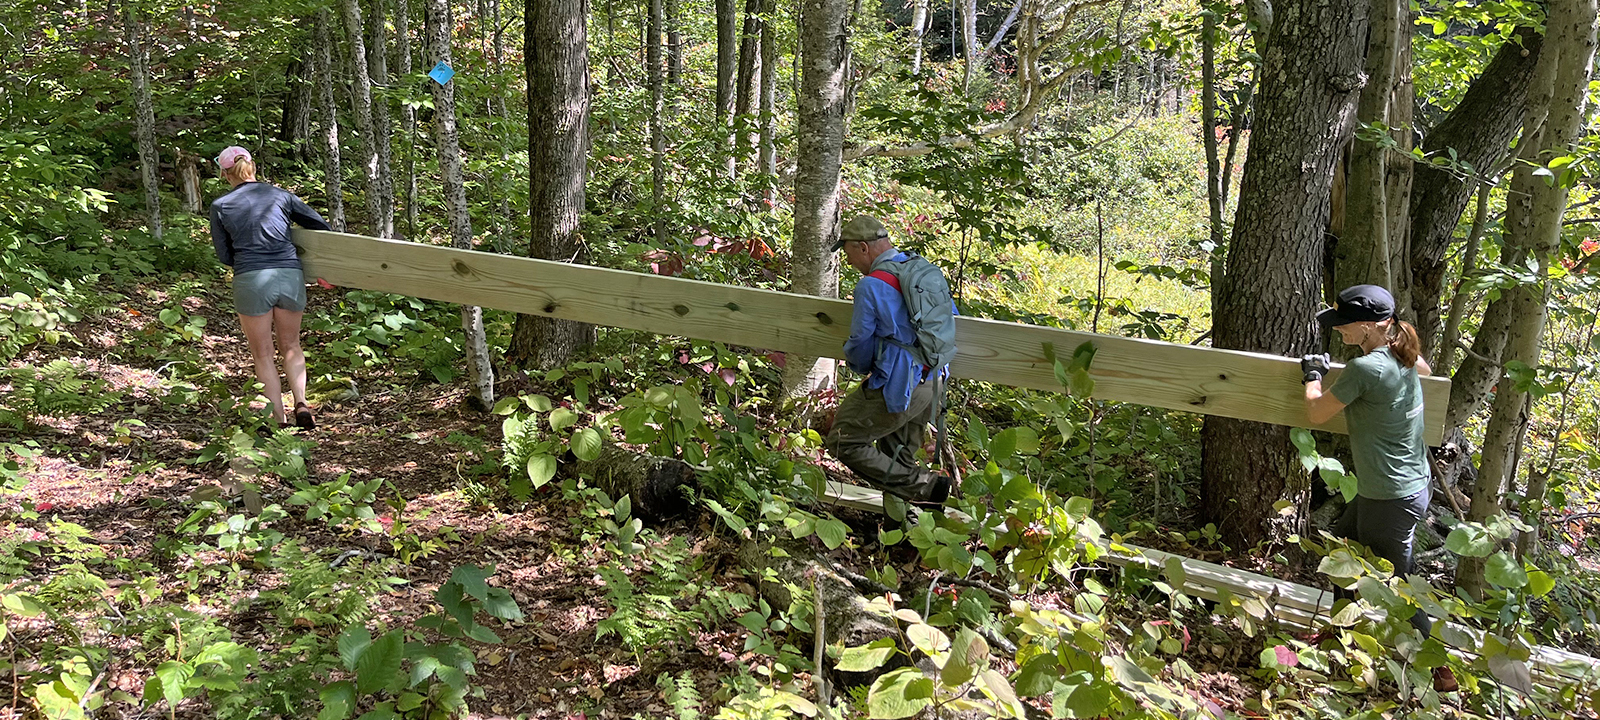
[1328,347,1431,500]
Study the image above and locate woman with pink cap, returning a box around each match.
[208,146,331,430]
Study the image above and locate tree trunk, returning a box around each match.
[1435,182,1488,377]
[1201,14,1223,320]
[1408,27,1542,356]
[734,0,762,168]
[910,0,929,75]
[279,57,314,162]
[783,0,852,396]
[716,0,738,175]
[125,8,162,240]
[960,0,976,94]
[665,0,682,86]
[1335,0,1400,298]
[367,0,396,237]
[341,0,397,238]
[314,10,347,232]
[510,0,597,369]
[1382,5,1415,319]
[179,152,201,213]
[758,0,777,199]
[1457,0,1597,597]
[426,0,496,410]
[647,0,667,240]
[397,0,420,239]
[1201,0,1367,550]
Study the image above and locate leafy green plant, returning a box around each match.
[496,393,606,500]
[0,359,120,429]
[286,473,384,534]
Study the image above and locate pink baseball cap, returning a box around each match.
[216,146,252,169]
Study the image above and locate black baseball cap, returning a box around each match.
[1317,284,1396,328]
[830,216,889,252]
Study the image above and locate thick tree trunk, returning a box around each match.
[279,57,314,161]
[1201,0,1367,550]
[398,0,420,238]
[1382,6,1415,319]
[314,11,347,232]
[733,0,762,168]
[1457,1,1597,597]
[510,0,597,368]
[1335,0,1400,298]
[783,0,851,396]
[427,0,496,410]
[716,0,738,175]
[1408,27,1542,356]
[125,8,162,240]
[341,0,397,238]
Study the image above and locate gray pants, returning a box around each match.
[1334,485,1433,636]
[826,379,939,501]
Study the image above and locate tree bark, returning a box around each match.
[910,0,929,75]
[367,0,396,237]
[647,0,667,241]
[314,10,347,232]
[397,0,420,238]
[1201,0,1368,550]
[511,0,598,368]
[125,7,162,240]
[279,57,314,162]
[1201,13,1223,320]
[1435,182,1488,377]
[567,445,698,521]
[665,0,682,86]
[341,0,397,238]
[783,0,852,396]
[716,0,738,175]
[758,0,777,199]
[1457,0,1597,597]
[1382,5,1415,319]
[179,152,202,214]
[1335,0,1400,299]
[734,0,762,168]
[960,0,977,93]
[426,0,496,410]
[1408,27,1542,356]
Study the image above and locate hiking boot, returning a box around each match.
[909,474,951,509]
[294,402,316,430]
[1432,666,1458,693]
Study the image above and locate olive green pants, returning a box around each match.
[825,380,939,501]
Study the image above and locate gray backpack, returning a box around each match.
[867,254,957,369]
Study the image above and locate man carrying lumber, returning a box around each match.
[825,216,957,506]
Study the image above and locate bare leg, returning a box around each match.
[239,312,285,424]
[273,307,307,408]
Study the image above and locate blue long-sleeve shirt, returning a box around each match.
[208,182,330,273]
[843,250,934,414]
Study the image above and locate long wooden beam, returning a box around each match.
[292,230,1448,443]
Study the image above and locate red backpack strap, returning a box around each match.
[866,270,900,292]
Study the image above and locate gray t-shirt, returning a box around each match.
[1329,346,1431,500]
[208,182,330,275]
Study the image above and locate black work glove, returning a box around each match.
[1301,353,1331,384]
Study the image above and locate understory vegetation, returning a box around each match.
[5,0,1600,718]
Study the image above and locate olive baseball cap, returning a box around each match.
[1317,285,1396,328]
[830,215,889,251]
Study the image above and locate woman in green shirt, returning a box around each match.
[1300,285,1435,637]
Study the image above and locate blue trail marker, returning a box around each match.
[428,62,455,86]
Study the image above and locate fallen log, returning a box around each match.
[563,444,698,522]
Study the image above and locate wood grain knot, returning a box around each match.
[381,263,389,269]
[815,312,833,325]
[673,304,690,316]
[543,303,558,313]
[1189,396,1207,406]
[725,302,741,312]
[452,260,472,276]
[1217,373,1227,381]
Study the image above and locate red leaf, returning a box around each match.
[718,368,737,386]
[34,502,55,512]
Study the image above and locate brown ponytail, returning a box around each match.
[1387,319,1421,368]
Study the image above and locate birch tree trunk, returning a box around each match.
[1201,0,1367,549]
[910,0,929,75]
[397,0,419,238]
[784,0,851,396]
[341,0,396,238]
[125,7,162,240]
[314,10,347,232]
[510,0,597,368]
[1457,0,1597,597]
[426,0,496,410]
[647,0,667,241]
[960,0,976,94]
[1336,0,1400,298]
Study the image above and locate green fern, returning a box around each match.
[657,670,702,720]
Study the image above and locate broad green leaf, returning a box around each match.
[1012,653,1060,696]
[355,630,404,695]
[835,637,897,672]
[2,593,43,618]
[1318,548,1365,579]
[990,428,1018,459]
[1011,426,1040,454]
[1528,569,1555,597]
[1484,551,1528,589]
[866,667,934,719]
[978,668,1026,717]
[491,397,520,415]
[450,565,492,601]
[879,528,904,546]
[1064,496,1093,519]
[548,407,579,432]
[906,623,949,655]
[522,394,552,412]
[1163,556,1187,589]
[1053,672,1116,718]
[1488,654,1534,693]
[153,660,193,708]
[482,587,524,621]
[614,495,632,522]
[526,454,557,489]
[1354,576,1400,609]
[570,427,604,462]
[942,629,986,687]
[337,625,372,671]
[1445,525,1495,557]
[815,517,849,550]
[356,703,399,720]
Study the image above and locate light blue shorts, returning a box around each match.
[233,268,307,316]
